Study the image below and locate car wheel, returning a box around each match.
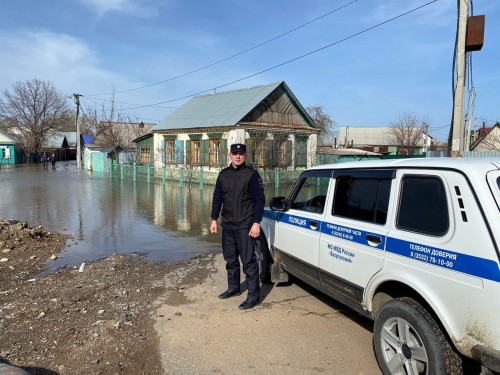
[255,234,272,283]
[373,297,463,375]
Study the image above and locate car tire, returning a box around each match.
[373,297,463,375]
[255,234,272,284]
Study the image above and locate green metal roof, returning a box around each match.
[154,81,305,131]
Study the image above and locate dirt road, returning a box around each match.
[155,253,381,375]
[0,219,381,374]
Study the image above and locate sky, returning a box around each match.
[0,0,498,142]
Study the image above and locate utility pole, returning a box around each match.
[464,87,476,153]
[451,0,468,157]
[423,122,429,153]
[71,94,82,170]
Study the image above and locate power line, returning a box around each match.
[80,99,163,124]
[118,0,438,111]
[429,124,451,130]
[85,0,360,97]
[82,95,177,109]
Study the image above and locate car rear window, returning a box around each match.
[397,176,449,236]
[332,176,391,225]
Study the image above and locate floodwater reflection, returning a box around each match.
[0,162,290,272]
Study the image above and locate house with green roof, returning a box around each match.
[152,81,319,171]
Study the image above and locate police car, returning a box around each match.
[256,157,500,375]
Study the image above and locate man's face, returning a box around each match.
[230,151,246,167]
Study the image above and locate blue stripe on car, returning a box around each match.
[264,209,500,283]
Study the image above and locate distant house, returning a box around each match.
[0,129,21,165]
[152,81,318,171]
[316,146,383,164]
[94,121,155,163]
[41,131,85,161]
[470,124,500,152]
[331,126,432,155]
[133,133,154,165]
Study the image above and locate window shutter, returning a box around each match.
[175,140,184,164]
[201,139,209,166]
[185,140,191,165]
[220,139,227,165]
[286,140,293,166]
[295,138,308,167]
[161,140,165,163]
[265,140,274,168]
[246,141,254,166]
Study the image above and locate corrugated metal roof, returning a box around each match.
[336,126,426,147]
[154,81,284,131]
[44,132,78,148]
[0,129,20,144]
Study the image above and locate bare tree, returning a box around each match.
[0,79,69,163]
[57,111,93,134]
[306,105,335,146]
[84,91,152,163]
[246,129,313,185]
[388,113,427,155]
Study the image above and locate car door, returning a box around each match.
[319,169,394,303]
[274,169,332,283]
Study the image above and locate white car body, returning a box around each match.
[260,157,500,374]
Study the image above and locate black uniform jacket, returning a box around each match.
[211,163,265,228]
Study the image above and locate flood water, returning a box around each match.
[0,162,290,272]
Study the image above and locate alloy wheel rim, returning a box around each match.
[380,317,429,375]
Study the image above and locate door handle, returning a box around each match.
[365,234,381,244]
[309,220,319,229]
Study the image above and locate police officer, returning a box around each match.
[210,143,265,310]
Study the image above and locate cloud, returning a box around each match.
[0,30,130,97]
[77,0,160,18]
[0,29,181,122]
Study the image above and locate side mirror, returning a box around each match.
[270,196,287,211]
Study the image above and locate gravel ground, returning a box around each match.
[0,219,383,375]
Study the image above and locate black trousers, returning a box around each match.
[221,225,260,301]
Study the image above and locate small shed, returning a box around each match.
[84,145,124,172]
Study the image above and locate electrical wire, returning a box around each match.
[85,0,360,97]
[82,95,177,110]
[117,0,438,111]
[430,124,452,130]
[81,98,163,124]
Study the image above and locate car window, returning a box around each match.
[397,176,449,236]
[290,176,330,214]
[332,176,391,225]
